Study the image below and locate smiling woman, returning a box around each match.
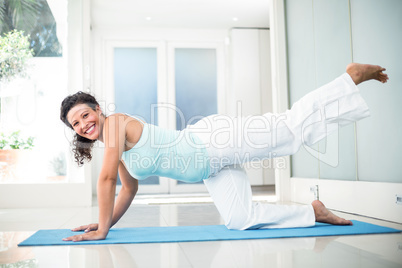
[60,92,104,165]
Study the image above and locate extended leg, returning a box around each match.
[193,71,371,175]
[190,64,388,174]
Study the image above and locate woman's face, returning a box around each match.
[67,103,103,141]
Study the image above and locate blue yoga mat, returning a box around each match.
[18,220,400,247]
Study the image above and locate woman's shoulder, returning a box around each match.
[105,113,144,148]
[104,113,142,125]
[107,113,146,123]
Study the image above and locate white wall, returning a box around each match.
[230,28,274,185]
[284,0,402,222]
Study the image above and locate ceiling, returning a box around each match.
[91,0,270,29]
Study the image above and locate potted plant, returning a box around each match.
[0,131,34,181]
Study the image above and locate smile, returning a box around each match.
[85,124,95,134]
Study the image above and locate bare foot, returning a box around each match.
[312,200,352,225]
[346,63,389,85]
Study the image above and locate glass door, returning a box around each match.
[109,41,223,194]
[110,41,169,194]
[114,46,162,189]
[167,43,223,193]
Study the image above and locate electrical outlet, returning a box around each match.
[310,185,319,200]
[396,194,402,205]
[310,186,316,192]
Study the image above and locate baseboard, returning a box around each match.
[291,178,402,223]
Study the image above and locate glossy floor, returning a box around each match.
[1,198,401,268]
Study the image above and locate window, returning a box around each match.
[0,0,83,184]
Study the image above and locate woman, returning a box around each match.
[61,63,388,242]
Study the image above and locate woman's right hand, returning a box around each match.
[71,223,99,233]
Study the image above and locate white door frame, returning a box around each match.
[269,0,291,201]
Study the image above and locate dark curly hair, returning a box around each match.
[60,91,101,166]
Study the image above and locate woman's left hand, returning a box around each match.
[62,230,107,242]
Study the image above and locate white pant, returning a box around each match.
[189,73,370,230]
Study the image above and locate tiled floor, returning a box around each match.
[1,196,401,267]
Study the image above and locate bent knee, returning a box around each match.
[225,220,248,230]
[224,212,252,230]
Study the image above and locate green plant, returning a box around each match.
[0,131,34,149]
[0,29,34,82]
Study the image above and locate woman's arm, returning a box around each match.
[69,161,138,233]
[111,161,138,227]
[64,114,127,242]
